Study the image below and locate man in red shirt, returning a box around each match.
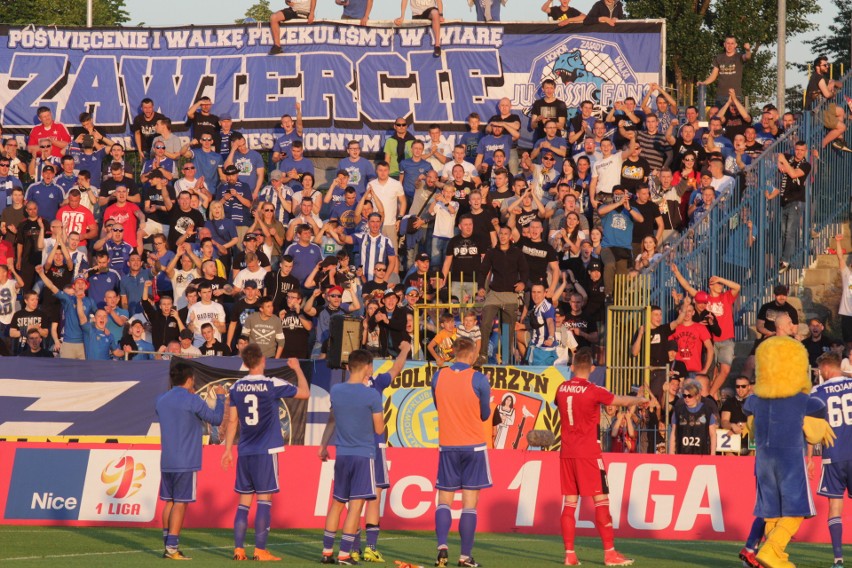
[671,266,741,397]
[57,189,98,247]
[555,348,647,566]
[102,185,145,249]
[27,106,70,159]
[669,302,714,376]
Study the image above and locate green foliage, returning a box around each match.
[237,0,273,24]
[625,0,820,104]
[0,0,129,27]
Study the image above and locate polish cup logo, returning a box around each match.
[100,456,146,499]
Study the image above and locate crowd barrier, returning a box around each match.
[0,442,848,543]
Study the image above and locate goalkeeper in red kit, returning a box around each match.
[555,348,648,566]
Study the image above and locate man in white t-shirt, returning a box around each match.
[186,281,226,347]
[366,161,406,254]
[835,234,852,352]
[441,144,481,185]
[590,137,637,209]
[232,254,268,295]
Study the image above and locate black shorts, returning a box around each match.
[413,7,440,20]
[276,8,304,21]
[842,315,852,343]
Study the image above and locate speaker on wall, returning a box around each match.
[327,315,363,369]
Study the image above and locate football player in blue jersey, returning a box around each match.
[812,351,852,568]
[156,363,226,560]
[319,341,411,563]
[221,344,310,561]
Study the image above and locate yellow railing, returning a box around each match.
[605,274,651,395]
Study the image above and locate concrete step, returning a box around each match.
[814,253,845,268]
[802,268,840,287]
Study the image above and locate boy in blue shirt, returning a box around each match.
[319,341,411,563]
[221,345,310,561]
[155,363,226,560]
[317,348,387,565]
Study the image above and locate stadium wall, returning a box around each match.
[0,442,848,543]
[0,21,663,156]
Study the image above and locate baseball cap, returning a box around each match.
[328,285,344,295]
[179,329,194,340]
[694,291,710,303]
[382,288,397,299]
[222,165,239,176]
[405,286,420,296]
[74,274,89,288]
[269,170,284,181]
[219,113,233,121]
[243,280,258,289]
[587,260,603,272]
[81,134,95,148]
[774,284,789,296]
[416,252,430,262]
[42,164,55,173]
[666,340,679,352]
[321,256,338,267]
[243,233,257,242]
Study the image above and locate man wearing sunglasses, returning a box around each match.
[720,376,752,455]
[27,106,70,159]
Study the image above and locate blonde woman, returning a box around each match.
[250,200,287,266]
[205,200,239,267]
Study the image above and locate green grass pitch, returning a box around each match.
[0,527,836,567]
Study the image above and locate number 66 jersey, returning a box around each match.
[555,376,615,458]
[811,375,852,464]
[229,375,298,455]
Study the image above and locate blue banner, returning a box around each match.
[0,22,663,155]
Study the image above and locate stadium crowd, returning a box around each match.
[0,6,845,462]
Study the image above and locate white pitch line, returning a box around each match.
[0,534,553,562]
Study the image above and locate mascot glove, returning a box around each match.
[803,416,837,447]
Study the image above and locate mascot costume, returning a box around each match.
[743,336,836,568]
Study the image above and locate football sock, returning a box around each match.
[594,499,615,551]
[339,532,356,557]
[234,504,250,549]
[163,528,169,546]
[561,501,578,551]
[255,501,272,550]
[165,534,179,553]
[459,509,477,557]
[745,517,766,550]
[435,504,452,549]
[829,516,843,560]
[366,524,380,550]
[352,527,362,552]
[323,529,337,553]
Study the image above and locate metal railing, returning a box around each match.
[646,71,852,340]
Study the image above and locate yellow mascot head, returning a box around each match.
[753,336,811,399]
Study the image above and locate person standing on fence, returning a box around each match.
[555,347,647,566]
[765,141,811,274]
[598,185,644,296]
[477,226,529,365]
[805,55,852,152]
[670,267,741,398]
[696,36,752,106]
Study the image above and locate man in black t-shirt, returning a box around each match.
[530,79,567,143]
[619,144,650,194]
[563,292,598,349]
[186,97,220,146]
[280,289,312,358]
[512,218,559,297]
[765,140,811,273]
[265,255,301,313]
[802,317,833,369]
[99,162,141,207]
[631,306,684,400]
[720,376,751,454]
[131,98,168,160]
[442,215,489,302]
[467,191,497,249]
[631,186,663,259]
[544,0,584,23]
[165,190,206,250]
[9,290,51,353]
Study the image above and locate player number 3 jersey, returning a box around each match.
[229,374,298,455]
